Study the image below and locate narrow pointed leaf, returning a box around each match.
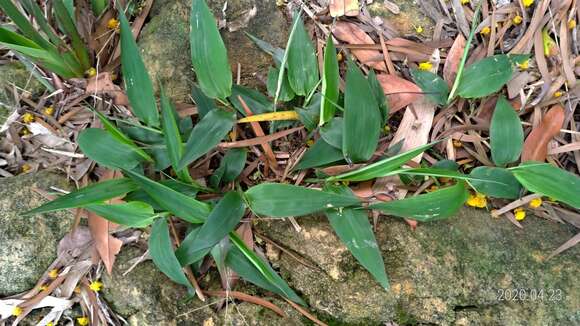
[368,70,389,124]
[53,0,90,69]
[369,181,468,221]
[324,185,389,289]
[191,84,216,118]
[469,166,522,199]
[267,67,295,102]
[24,178,137,215]
[178,109,235,169]
[176,192,245,265]
[511,163,580,209]
[149,219,191,288]
[190,0,232,99]
[246,32,285,65]
[86,202,156,228]
[327,142,435,182]
[490,96,523,166]
[118,8,159,127]
[230,84,273,115]
[227,232,305,305]
[320,117,343,149]
[0,0,54,50]
[294,139,344,170]
[320,36,340,125]
[343,61,381,162]
[78,128,145,170]
[457,54,513,99]
[411,69,449,106]
[245,183,360,217]
[210,148,247,187]
[286,14,319,96]
[123,169,210,223]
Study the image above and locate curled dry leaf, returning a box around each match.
[376,74,422,114]
[443,34,465,87]
[332,21,387,71]
[85,72,129,106]
[329,0,359,18]
[521,105,565,162]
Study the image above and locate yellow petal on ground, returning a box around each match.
[237,111,300,123]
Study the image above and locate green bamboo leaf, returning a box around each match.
[320,117,343,149]
[324,185,389,289]
[78,128,146,170]
[160,85,192,182]
[86,201,156,228]
[294,138,344,170]
[286,14,319,96]
[230,84,273,115]
[20,0,62,46]
[93,110,153,162]
[0,0,55,50]
[191,84,216,118]
[245,32,285,65]
[123,169,210,223]
[490,96,523,166]
[24,178,138,215]
[511,163,580,208]
[178,109,235,170]
[245,183,360,217]
[457,55,513,99]
[327,142,435,182]
[118,8,159,127]
[387,167,507,185]
[123,179,205,210]
[210,148,247,187]
[369,181,468,221]
[150,219,191,288]
[176,192,245,265]
[319,35,340,125]
[367,70,389,124]
[267,66,295,102]
[91,0,107,16]
[227,232,305,305]
[469,166,522,199]
[296,93,321,131]
[53,0,90,69]
[343,60,381,163]
[411,69,449,106]
[190,0,232,99]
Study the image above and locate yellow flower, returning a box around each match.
[20,127,30,136]
[48,269,59,279]
[383,125,391,133]
[85,67,97,78]
[306,139,315,147]
[418,62,433,71]
[336,52,343,62]
[452,139,462,148]
[22,112,35,123]
[529,197,543,208]
[514,207,526,221]
[480,26,491,35]
[517,59,529,70]
[89,281,103,292]
[43,106,54,116]
[12,306,22,316]
[553,91,563,98]
[107,18,120,30]
[523,0,534,7]
[513,15,523,25]
[460,0,470,4]
[39,284,49,291]
[466,193,487,208]
[77,317,89,326]
[569,19,576,29]
[21,164,31,173]
[415,25,424,34]
[47,322,54,326]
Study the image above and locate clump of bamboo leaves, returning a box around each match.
[24,0,580,305]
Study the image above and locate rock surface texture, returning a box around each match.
[0,171,73,296]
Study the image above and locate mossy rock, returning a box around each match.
[0,171,73,296]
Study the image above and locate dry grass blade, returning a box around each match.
[546,232,580,260]
[237,96,279,169]
[284,298,328,326]
[219,126,303,148]
[203,290,286,317]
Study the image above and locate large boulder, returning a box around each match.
[255,208,580,325]
[0,171,73,296]
[138,0,289,102]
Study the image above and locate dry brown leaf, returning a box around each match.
[376,74,422,114]
[443,34,466,87]
[329,0,359,17]
[547,233,580,260]
[85,72,129,106]
[521,105,565,162]
[332,21,387,71]
[204,290,286,317]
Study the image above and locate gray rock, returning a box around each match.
[255,208,580,325]
[0,171,73,296]
[138,0,288,102]
[0,61,45,126]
